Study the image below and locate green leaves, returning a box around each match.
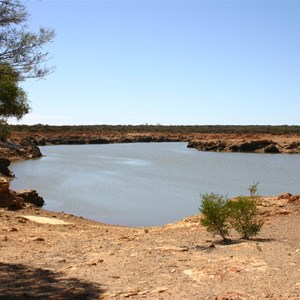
[0,0,55,80]
[199,193,230,240]
[200,192,264,241]
[0,0,54,124]
[0,64,29,120]
[227,197,264,240]
[248,181,259,197]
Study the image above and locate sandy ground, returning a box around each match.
[0,196,300,300]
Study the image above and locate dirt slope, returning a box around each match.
[0,195,299,299]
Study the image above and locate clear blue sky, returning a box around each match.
[11,0,300,125]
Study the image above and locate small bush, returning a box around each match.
[227,196,264,239]
[199,193,230,240]
[248,182,259,197]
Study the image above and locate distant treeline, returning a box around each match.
[9,124,300,135]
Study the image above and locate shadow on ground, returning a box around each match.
[195,237,276,251]
[0,262,104,299]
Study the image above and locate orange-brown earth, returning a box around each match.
[0,194,299,299]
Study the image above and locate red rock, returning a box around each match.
[288,195,300,203]
[278,193,292,200]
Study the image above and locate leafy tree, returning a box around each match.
[0,64,29,119]
[0,0,55,80]
[0,0,54,133]
[199,193,230,240]
[227,196,264,239]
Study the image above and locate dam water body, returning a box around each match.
[11,142,300,226]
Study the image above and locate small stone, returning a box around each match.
[33,237,45,242]
[152,287,168,293]
[139,290,149,295]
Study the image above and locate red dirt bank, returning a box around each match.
[0,194,299,299]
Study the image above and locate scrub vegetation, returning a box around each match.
[0,0,55,140]
[8,124,300,135]
[199,184,264,241]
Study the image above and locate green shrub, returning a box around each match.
[199,193,230,240]
[227,196,264,239]
[248,181,259,197]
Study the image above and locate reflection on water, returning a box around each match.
[11,143,300,226]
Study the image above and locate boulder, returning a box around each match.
[278,193,292,200]
[0,176,24,210]
[0,177,10,193]
[288,194,300,203]
[0,158,12,177]
[228,144,240,152]
[0,191,25,210]
[0,176,44,209]
[264,144,280,153]
[16,189,44,207]
[238,140,272,152]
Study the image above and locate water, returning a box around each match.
[10,142,300,226]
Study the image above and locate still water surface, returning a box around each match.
[11,143,300,226]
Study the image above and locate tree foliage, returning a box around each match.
[8,124,300,136]
[200,189,264,241]
[0,0,55,80]
[0,0,54,128]
[199,193,230,240]
[227,196,264,239]
[0,63,29,119]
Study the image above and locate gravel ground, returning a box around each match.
[0,195,299,300]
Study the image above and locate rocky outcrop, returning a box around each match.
[0,177,10,192]
[87,138,110,144]
[0,190,24,210]
[29,134,181,146]
[16,189,44,207]
[187,139,293,154]
[0,175,44,210]
[0,158,13,177]
[0,177,24,210]
[9,132,300,154]
[278,192,300,204]
[0,138,42,161]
